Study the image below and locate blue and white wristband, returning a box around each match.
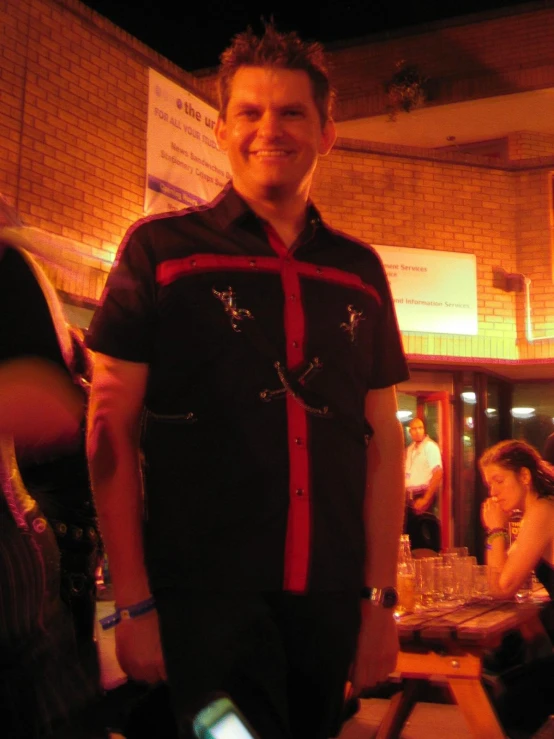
[99,595,156,631]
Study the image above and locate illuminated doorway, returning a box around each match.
[398,371,453,549]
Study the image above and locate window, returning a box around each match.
[511,381,554,455]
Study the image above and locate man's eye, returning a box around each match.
[283,109,303,117]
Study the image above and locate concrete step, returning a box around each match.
[340,698,472,738]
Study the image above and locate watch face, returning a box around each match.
[382,587,398,608]
[360,586,399,607]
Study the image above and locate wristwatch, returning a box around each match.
[360,586,399,608]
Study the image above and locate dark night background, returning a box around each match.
[80,0,536,71]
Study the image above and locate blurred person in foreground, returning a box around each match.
[86,22,408,739]
[480,439,554,738]
[0,227,104,737]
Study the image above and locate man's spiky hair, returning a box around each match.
[218,22,334,126]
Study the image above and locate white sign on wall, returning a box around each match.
[145,69,230,214]
[372,245,478,335]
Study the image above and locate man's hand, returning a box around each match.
[412,496,432,514]
[350,602,399,695]
[115,610,167,684]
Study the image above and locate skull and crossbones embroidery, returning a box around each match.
[259,357,330,416]
[212,286,254,332]
[340,304,365,343]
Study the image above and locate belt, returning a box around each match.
[406,485,428,502]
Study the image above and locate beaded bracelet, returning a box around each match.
[485,529,509,550]
[99,595,156,631]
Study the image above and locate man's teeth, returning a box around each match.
[254,150,289,156]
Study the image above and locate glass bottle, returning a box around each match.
[508,509,533,600]
[396,534,416,615]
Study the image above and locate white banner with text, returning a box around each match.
[145,69,230,214]
[372,244,478,335]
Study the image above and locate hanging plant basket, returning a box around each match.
[385,61,428,121]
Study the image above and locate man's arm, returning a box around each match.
[413,465,443,513]
[87,352,166,683]
[350,385,405,694]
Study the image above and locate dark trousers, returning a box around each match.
[404,500,441,552]
[154,590,361,739]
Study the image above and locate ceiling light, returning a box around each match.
[511,407,535,419]
[397,410,413,421]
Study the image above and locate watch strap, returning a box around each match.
[360,586,398,608]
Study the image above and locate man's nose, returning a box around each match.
[258,111,283,138]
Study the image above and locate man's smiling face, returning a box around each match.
[215,66,335,202]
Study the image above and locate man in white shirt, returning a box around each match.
[404,418,443,548]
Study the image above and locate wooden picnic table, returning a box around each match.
[376,593,551,739]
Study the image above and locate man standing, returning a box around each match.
[86,24,409,739]
[404,418,443,548]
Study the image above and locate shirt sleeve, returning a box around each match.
[426,440,443,470]
[86,221,156,363]
[365,248,409,390]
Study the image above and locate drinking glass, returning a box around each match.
[414,559,424,609]
[453,555,475,602]
[419,557,436,607]
[438,563,456,601]
[473,564,489,598]
[441,547,469,558]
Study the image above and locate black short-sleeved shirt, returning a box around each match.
[87,184,409,593]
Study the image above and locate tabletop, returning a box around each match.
[396,593,550,648]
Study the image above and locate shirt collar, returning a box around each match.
[209,181,323,236]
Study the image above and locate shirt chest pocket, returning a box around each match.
[155,272,286,369]
[301,280,380,380]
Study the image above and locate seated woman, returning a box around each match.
[479,439,554,738]
[479,439,554,599]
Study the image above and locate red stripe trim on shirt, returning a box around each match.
[156,255,280,286]
[264,224,311,593]
[295,263,382,305]
[157,255,383,307]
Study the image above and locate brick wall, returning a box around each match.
[327,4,554,120]
[0,0,211,301]
[312,140,554,363]
[509,131,554,160]
[515,167,554,359]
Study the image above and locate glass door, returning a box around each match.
[397,371,453,549]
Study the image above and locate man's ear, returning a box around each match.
[319,118,337,156]
[215,116,228,151]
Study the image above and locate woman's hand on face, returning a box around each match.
[481,496,510,531]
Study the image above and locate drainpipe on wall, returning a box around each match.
[524,276,554,342]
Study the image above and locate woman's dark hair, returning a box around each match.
[218,21,334,127]
[479,439,554,499]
